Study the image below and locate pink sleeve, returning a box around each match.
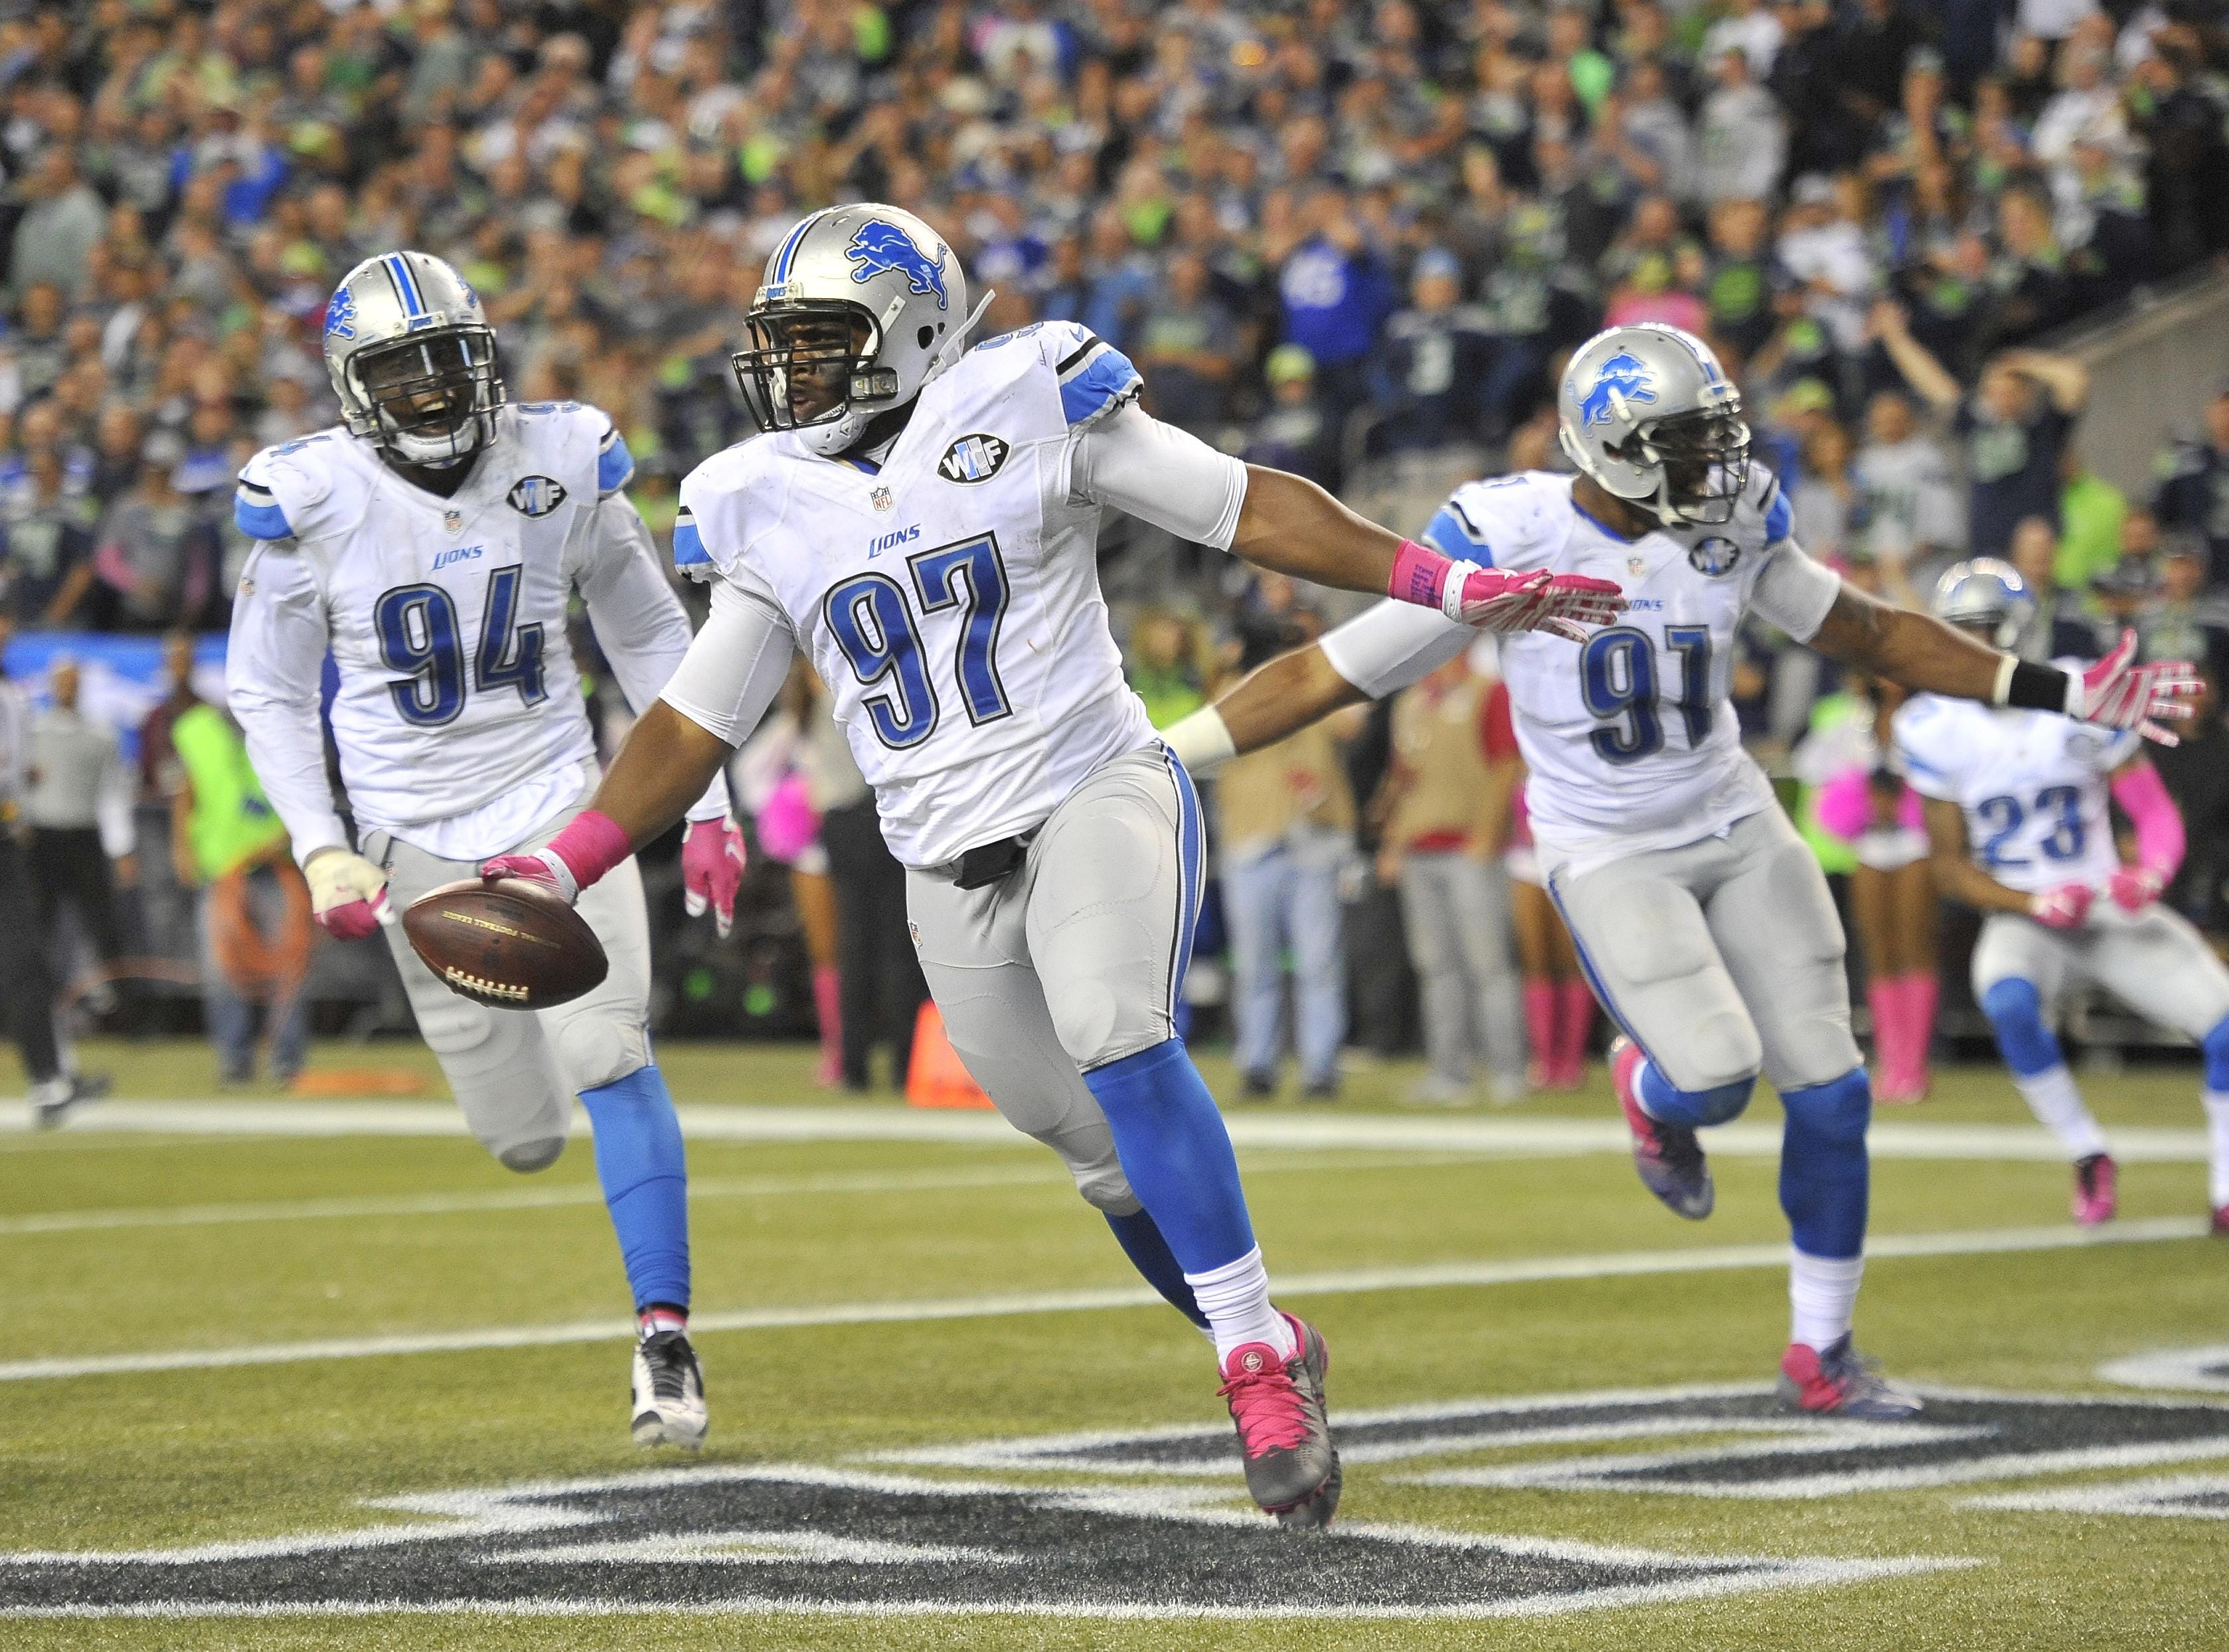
[1813,769,1872,841]
[1897,784,1925,833]
[2110,762,2186,881]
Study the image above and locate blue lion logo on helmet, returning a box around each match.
[1578,350,1657,427]
[845,220,949,310]
[324,286,357,341]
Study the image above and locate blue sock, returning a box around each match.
[1778,1067,1871,1260]
[1083,1037,1256,1274]
[1638,1059,1756,1127]
[2200,1015,2229,1092]
[578,1063,690,1313]
[1105,1208,1209,1329]
[1980,979,2062,1077]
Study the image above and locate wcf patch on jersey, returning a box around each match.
[507,475,568,518]
[939,433,1010,484]
[1687,536,1742,576]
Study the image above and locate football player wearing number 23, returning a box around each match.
[225,251,743,1451]
[1163,322,2202,1421]
[479,204,1623,1526]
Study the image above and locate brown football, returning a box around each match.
[401,877,609,1009]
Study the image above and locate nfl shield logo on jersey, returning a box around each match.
[870,485,895,512]
[939,434,1010,485]
[1688,536,1742,576]
[442,509,464,535]
[507,475,568,518]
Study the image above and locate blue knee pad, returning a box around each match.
[1639,1061,1756,1127]
[1779,1067,1871,1260]
[1084,1038,1256,1276]
[1980,978,2062,1078]
[578,1064,690,1312]
[2202,1016,2229,1093]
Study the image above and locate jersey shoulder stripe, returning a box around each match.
[1760,473,1792,544]
[596,424,634,495]
[1054,335,1141,427]
[1422,501,1494,566]
[673,506,710,578]
[234,481,292,540]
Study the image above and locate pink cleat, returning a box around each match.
[1218,1313,1341,1527]
[2072,1153,2117,1226]
[1610,1036,1713,1219]
[2209,1205,2228,1238]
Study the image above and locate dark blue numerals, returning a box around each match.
[2036,784,2085,861]
[825,573,940,748]
[910,536,1012,725]
[375,584,467,726]
[1974,794,2026,867]
[475,565,546,706]
[1579,626,1714,764]
[376,569,545,726]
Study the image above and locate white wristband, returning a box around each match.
[1440,558,1482,623]
[1163,706,1237,776]
[1989,653,2018,707]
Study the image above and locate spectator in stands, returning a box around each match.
[1135,250,1239,437]
[2151,669,2229,934]
[2138,534,2229,683]
[89,433,218,632]
[2011,515,2104,661]
[23,656,131,1016]
[11,146,105,301]
[2152,382,2229,594]
[1853,387,1963,604]
[1,444,95,626]
[1374,248,1492,453]
[1873,298,2088,558]
[1697,48,1787,205]
[1374,651,1526,1106]
[2056,449,2128,590]
[1277,191,1395,414]
[138,632,205,807]
[1241,345,1337,492]
[2090,555,2159,654]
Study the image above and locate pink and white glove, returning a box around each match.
[1388,539,1624,642]
[2075,629,2202,745]
[2106,867,2165,913]
[304,849,390,940]
[681,817,748,938]
[481,809,635,906]
[2029,882,2094,930]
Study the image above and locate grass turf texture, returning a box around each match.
[2,1040,2225,1650]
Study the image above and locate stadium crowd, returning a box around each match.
[2,0,2228,1099]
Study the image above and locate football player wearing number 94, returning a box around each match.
[1161,323,2202,1418]
[225,251,747,1450]
[481,204,1622,1526]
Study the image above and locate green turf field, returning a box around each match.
[3,1040,2225,1649]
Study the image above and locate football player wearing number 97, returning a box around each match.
[225,251,746,1450]
[1896,560,2229,1237]
[1161,323,2203,1418]
[479,203,1624,1527]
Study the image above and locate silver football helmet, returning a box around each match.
[732,204,974,457]
[1932,557,2034,649]
[323,251,503,467]
[1557,323,1750,526]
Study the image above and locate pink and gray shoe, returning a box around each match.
[2072,1153,2117,1226]
[1778,1335,1923,1420]
[1610,1036,1713,1220]
[2210,1205,2228,1238]
[1218,1312,1341,1528]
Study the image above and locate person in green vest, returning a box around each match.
[169,701,311,1086]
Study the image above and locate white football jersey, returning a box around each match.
[674,321,1163,867]
[1891,691,2135,894]
[1410,465,1833,874]
[228,402,676,859]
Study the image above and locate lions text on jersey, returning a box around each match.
[1323,465,1841,877]
[228,402,720,861]
[1892,692,2136,894]
[670,320,1236,868]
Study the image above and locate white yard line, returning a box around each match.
[0,1216,2202,1385]
[2,1096,2212,1162]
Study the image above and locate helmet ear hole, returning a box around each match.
[917,325,934,349]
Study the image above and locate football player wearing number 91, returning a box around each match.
[225,251,748,1450]
[480,203,1623,1527]
[1161,323,2202,1418]
[1896,560,2229,1236]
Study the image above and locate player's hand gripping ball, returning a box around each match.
[402,876,609,1008]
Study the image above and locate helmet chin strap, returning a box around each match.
[924,289,995,383]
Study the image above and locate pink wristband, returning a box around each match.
[542,808,634,891]
[1388,538,1454,610]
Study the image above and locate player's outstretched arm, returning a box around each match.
[1807,582,2200,744]
[1164,641,1367,773]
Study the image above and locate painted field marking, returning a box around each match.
[0,1216,2205,1385]
[3,1097,2212,1163]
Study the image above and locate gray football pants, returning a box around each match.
[1547,806,1860,1094]
[904,744,1205,1213]
[1972,904,2229,1040]
[363,787,653,1172]
[1396,850,1525,1090]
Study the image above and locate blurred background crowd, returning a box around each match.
[3,0,2229,1102]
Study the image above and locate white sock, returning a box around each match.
[2204,1091,2229,1209]
[2013,1064,2108,1161]
[1789,1249,1865,1352]
[1185,1246,1295,1364]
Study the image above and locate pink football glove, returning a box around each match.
[481,809,635,906]
[1388,540,1624,642]
[2107,866,2165,913]
[681,817,748,938]
[2029,882,2094,930]
[304,849,390,940]
[2076,629,2201,746]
